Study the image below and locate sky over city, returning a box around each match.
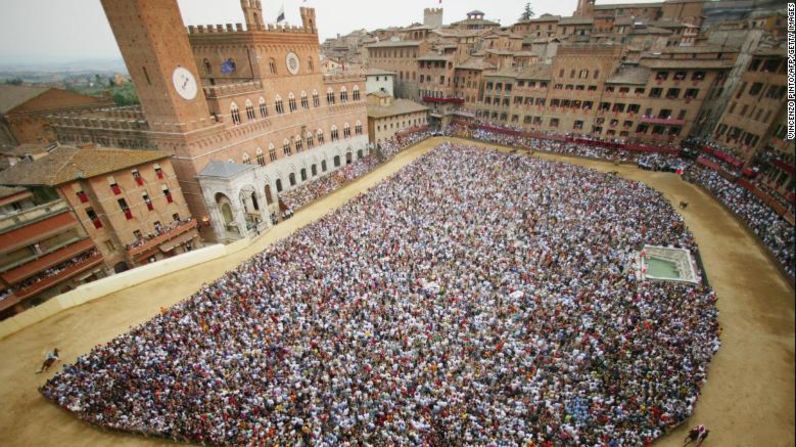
[0,0,663,64]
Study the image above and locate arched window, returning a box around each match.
[355,120,363,135]
[326,87,335,105]
[259,97,268,118]
[256,148,265,166]
[579,69,589,79]
[268,143,277,161]
[340,86,348,103]
[306,130,314,148]
[275,95,284,114]
[300,91,309,109]
[282,138,292,156]
[242,152,251,164]
[352,85,360,101]
[269,58,277,75]
[294,135,303,153]
[230,102,241,125]
[245,99,256,120]
[288,92,297,112]
[203,58,212,75]
[312,89,320,107]
[307,57,314,72]
[330,125,339,141]
[316,128,325,144]
[343,122,351,139]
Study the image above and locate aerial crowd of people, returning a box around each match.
[279,155,380,212]
[684,167,795,278]
[446,123,794,279]
[41,144,720,446]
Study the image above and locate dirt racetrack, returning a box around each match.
[0,137,793,447]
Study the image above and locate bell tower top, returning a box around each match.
[241,0,264,30]
[575,0,596,17]
[100,0,212,131]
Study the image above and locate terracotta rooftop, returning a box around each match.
[363,68,396,76]
[456,58,495,71]
[0,85,50,114]
[594,2,663,9]
[418,53,453,61]
[606,66,651,85]
[0,145,170,187]
[559,16,594,25]
[365,40,421,48]
[367,99,428,119]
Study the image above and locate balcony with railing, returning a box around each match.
[423,96,464,104]
[0,199,70,233]
[639,116,686,126]
[0,208,78,254]
[1,238,97,286]
[11,250,103,301]
[126,219,199,258]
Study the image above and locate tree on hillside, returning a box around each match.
[4,78,23,86]
[519,2,535,21]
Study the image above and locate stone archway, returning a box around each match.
[346,152,353,165]
[113,262,129,273]
[215,192,235,225]
[289,173,296,186]
[276,179,283,193]
[264,184,274,205]
[300,168,307,181]
[311,164,317,177]
[334,155,341,167]
[321,160,328,172]
[357,149,363,160]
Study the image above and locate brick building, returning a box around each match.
[0,85,112,147]
[366,93,428,144]
[364,40,425,100]
[47,0,370,243]
[0,145,197,272]
[0,185,104,320]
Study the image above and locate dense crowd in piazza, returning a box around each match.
[684,168,795,278]
[41,144,720,446]
[279,130,436,213]
[445,123,793,280]
[279,156,380,212]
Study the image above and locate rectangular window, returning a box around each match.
[154,164,164,179]
[118,198,133,220]
[748,82,764,96]
[162,187,173,204]
[132,169,144,186]
[76,188,89,203]
[109,176,121,195]
[86,208,102,229]
[143,192,154,211]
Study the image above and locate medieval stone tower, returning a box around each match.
[99,0,212,132]
[241,0,265,30]
[424,8,444,29]
[575,0,596,17]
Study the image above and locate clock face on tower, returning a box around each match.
[286,52,300,75]
[172,67,198,100]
